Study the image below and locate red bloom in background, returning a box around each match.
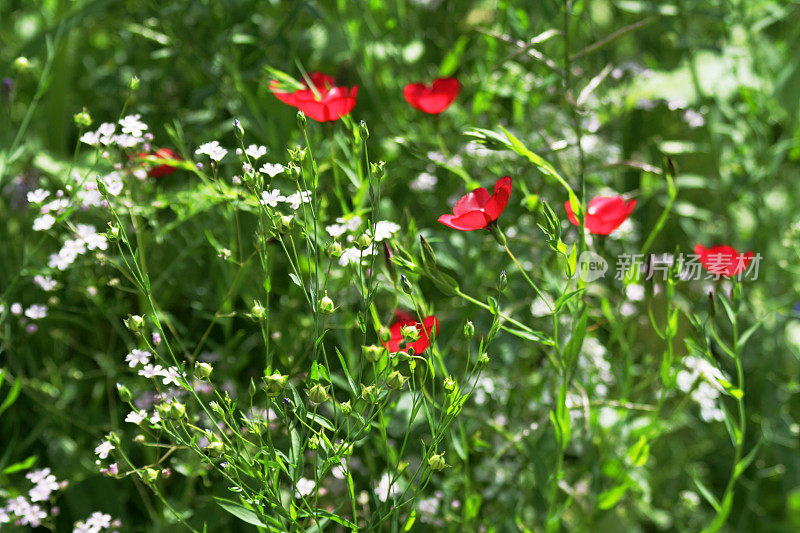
[270,72,357,122]
[694,244,754,277]
[438,176,512,231]
[138,148,181,178]
[382,311,439,355]
[565,195,636,235]
[403,77,461,114]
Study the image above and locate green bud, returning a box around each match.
[106,431,121,446]
[116,382,132,403]
[106,222,121,241]
[124,314,145,332]
[478,352,490,367]
[250,300,267,320]
[156,402,172,420]
[339,400,351,415]
[497,270,508,292]
[360,384,378,402]
[73,109,92,128]
[359,120,369,140]
[142,467,159,483]
[386,370,408,390]
[419,235,437,271]
[13,57,31,72]
[289,147,306,164]
[286,162,301,181]
[276,214,294,233]
[171,402,187,419]
[249,378,257,398]
[428,452,448,471]
[371,161,385,179]
[400,275,413,295]
[209,401,225,418]
[205,439,224,458]
[326,241,343,258]
[363,344,384,363]
[463,321,474,338]
[195,362,213,379]
[297,111,307,128]
[355,233,373,250]
[401,324,420,343]
[318,292,335,315]
[378,327,391,343]
[129,75,140,91]
[443,376,456,392]
[307,383,328,405]
[308,434,320,450]
[263,371,288,397]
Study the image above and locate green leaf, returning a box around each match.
[214,498,267,527]
[626,436,650,467]
[597,482,630,510]
[2,455,37,475]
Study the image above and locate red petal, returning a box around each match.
[484,176,512,220]
[438,211,492,231]
[453,188,490,216]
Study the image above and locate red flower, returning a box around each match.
[382,311,439,355]
[270,72,335,107]
[403,77,461,114]
[270,72,357,122]
[438,176,512,231]
[565,195,636,235]
[694,244,754,277]
[138,148,181,178]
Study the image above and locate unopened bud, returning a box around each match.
[276,214,294,233]
[195,362,213,379]
[263,372,288,397]
[463,321,474,338]
[318,292,335,314]
[371,161,385,179]
[129,76,140,92]
[142,467,159,483]
[116,383,132,403]
[363,345,384,363]
[124,314,144,332]
[307,383,328,405]
[428,452,447,471]
[355,233,372,250]
[73,109,92,128]
[359,120,369,140]
[443,376,456,392]
[233,118,244,139]
[296,111,307,128]
[378,326,391,343]
[339,401,351,415]
[400,275,413,295]
[205,440,224,458]
[326,241,343,258]
[13,57,31,72]
[251,300,267,320]
[497,270,508,292]
[386,370,408,390]
[401,324,420,343]
[209,401,225,418]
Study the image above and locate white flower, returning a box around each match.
[125,349,151,367]
[33,214,55,231]
[261,189,285,207]
[24,304,47,320]
[125,410,147,424]
[245,145,267,159]
[410,172,437,191]
[97,122,116,137]
[95,440,115,459]
[86,512,111,529]
[375,472,400,502]
[119,114,147,137]
[11,302,23,315]
[75,224,108,251]
[114,134,142,148]
[29,474,59,502]
[34,275,57,291]
[338,245,377,267]
[160,366,182,387]
[284,190,311,210]
[372,221,400,241]
[80,130,101,146]
[26,468,52,484]
[138,364,164,378]
[196,141,228,162]
[259,163,285,177]
[149,411,162,425]
[295,477,315,498]
[326,224,347,238]
[19,503,46,527]
[339,216,363,232]
[101,172,123,196]
[27,189,50,204]
[41,198,70,214]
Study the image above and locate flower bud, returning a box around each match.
[296,111,307,128]
[124,314,145,332]
[401,324,420,343]
[233,118,244,139]
[171,402,187,419]
[249,378,257,398]
[428,452,447,471]
[400,275,413,295]
[250,300,267,320]
[339,401,351,415]
[116,383,132,403]
[289,147,306,164]
[156,402,172,420]
[497,270,508,292]
[378,326,391,343]
[326,241,343,258]
[286,162,301,181]
[106,222,121,241]
[318,292,335,315]
[443,376,456,392]
[308,434,321,450]
[360,384,378,402]
[307,383,328,405]
[195,362,213,380]
[73,109,92,128]
[142,467,159,483]
[419,235,438,271]
[13,57,31,72]
[478,352,490,367]
[359,120,369,140]
[463,321,474,338]
[355,233,373,250]
[371,161,385,180]
[276,214,294,233]
[363,345,384,363]
[386,370,408,390]
[263,371,288,397]
[205,439,224,458]
[209,401,225,418]
[129,76,140,92]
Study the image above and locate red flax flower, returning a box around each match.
[438,176,512,231]
[137,148,182,178]
[403,77,461,114]
[565,195,636,235]
[270,72,357,122]
[382,310,439,355]
[694,244,754,277]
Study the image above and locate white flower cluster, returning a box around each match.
[80,114,147,148]
[47,224,108,271]
[195,140,228,162]
[325,216,400,267]
[2,302,48,321]
[0,468,63,528]
[73,511,119,533]
[677,355,727,422]
[125,348,184,392]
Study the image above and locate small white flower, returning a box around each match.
[41,197,70,214]
[410,172,437,191]
[95,440,115,459]
[138,364,164,378]
[26,468,52,484]
[119,114,148,137]
[11,302,23,315]
[159,366,182,387]
[245,145,267,160]
[338,246,375,266]
[33,214,56,231]
[125,349,151,367]
[372,221,400,241]
[97,122,116,137]
[125,410,147,424]
[284,190,311,210]
[80,130,101,146]
[19,503,46,527]
[261,189,285,207]
[75,224,108,251]
[101,173,123,196]
[149,411,162,424]
[375,472,400,502]
[259,163,285,177]
[33,275,58,291]
[295,477,316,498]
[27,189,50,204]
[86,512,111,529]
[326,224,347,238]
[196,141,228,162]
[24,304,48,320]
